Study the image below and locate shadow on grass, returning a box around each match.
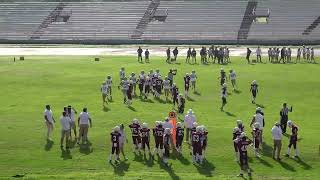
[257,157,273,167]
[143,153,154,167]
[177,155,191,165]
[225,111,236,117]
[193,160,215,177]
[140,97,154,103]
[255,103,265,108]
[133,152,143,162]
[278,160,295,171]
[154,97,166,104]
[44,139,54,151]
[159,160,180,180]
[127,106,136,112]
[234,89,241,94]
[262,142,273,157]
[60,147,72,160]
[79,141,93,155]
[293,157,312,170]
[110,161,130,176]
[102,106,110,112]
[187,96,195,102]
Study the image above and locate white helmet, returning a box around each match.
[177,122,182,127]
[287,120,293,128]
[233,127,240,133]
[220,68,224,72]
[254,122,260,129]
[165,117,169,122]
[114,126,120,132]
[240,132,246,138]
[142,123,148,128]
[155,121,160,126]
[132,118,139,124]
[236,120,242,126]
[186,73,189,76]
[188,109,193,115]
[196,126,202,133]
[256,107,262,112]
[252,80,257,84]
[192,122,198,128]
[164,128,171,134]
[223,83,227,88]
[201,125,206,132]
[275,122,280,126]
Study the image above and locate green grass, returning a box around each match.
[0,55,319,180]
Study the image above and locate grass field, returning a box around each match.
[0,55,319,180]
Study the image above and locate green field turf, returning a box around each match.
[0,55,319,180]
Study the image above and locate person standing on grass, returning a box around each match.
[271,122,282,161]
[229,69,237,91]
[173,47,179,62]
[163,128,172,167]
[296,48,301,63]
[256,46,262,63]
[287,48,292,63]
[285,120,299,158]
[119,124,128,161]
[77,107,92,145]
[190,70,197,93]
[184,73,191,97]
[176,122,184,155]
[250,80,258,104]
[171,83,179,108]
[163,77,171,101]
[306,47,311,62]
[178,94,186,114]
[250,107,265,145]
[67,105,77,140]
[184,109,196,143]
[268,48,272,62]
[109,126,121,164]
[166,47,171,63]
[44,105,55,141]
[167,69,177,87]
[191,48,197,64]
[280,103,293,134]
[119,67,125,81]
[137,46,143,62]
[186,47,191,63]
[145,49,150,63]
[246,48,252,63]
[302,45,306,60]
[60,111,71,148]
[106,75,113,100]
[101,82,109,106]
[220,83,228,111]
[310,47,315,63]
[234,132,252,177]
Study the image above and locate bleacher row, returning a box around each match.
[0,0,319,42]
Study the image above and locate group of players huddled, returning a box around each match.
[109,117,208,167]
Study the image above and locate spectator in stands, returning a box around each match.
[145,49,150,63]
[246,48,252,63]
[166,47,171,63]
[256,46,262,63]
[296,48,301,63]
[268,48,272,62]
[186,47,191,63]
[137,46,143,63]
[302,45,306,60]
[191,48,197,64]
[311,47,315,63]
[306,47,311,62]
[173,47,179,62]
[280,47,286,64]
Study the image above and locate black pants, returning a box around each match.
[280,115,288,133]
[178,105,185,114]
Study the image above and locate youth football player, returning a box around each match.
[234,132,253,177]
[250,80,258,104]
[176,122,184,155]
[153,122,164,158]
[184,73,191,97]
[163,77,171,101]
[192,126,203,164]
[128,119,141,152]
[119,67,125,81]
[130,72,137,96]
[109,126,121,163]
[138,71,145,97]
[201,125,208,160]
[101,82,108,106]
[163,128,171,166]
[220,83,227,111]
[140,123,151,156]
[233,127,241,162]
[252,123,261,157]
[190,70,197,92]
[229,69,237,90]
[106,75,113,99]
[119,124,128,161]
[285,120,299,158]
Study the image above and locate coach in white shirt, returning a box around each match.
[271,122,283,161]
[256,46,262,63]
[77,107,92,145]
[184,109,196,143]
[44,105,55,141]
[60,111,71,148]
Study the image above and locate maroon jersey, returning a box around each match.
[233,131,241,152]
[290,125,298,142]
[154,126,164,139]
[110,132,121,147]
[129,123,141,137]
[192,132,202,145]
[176,127,184,147]
[252,128,261,140]
[235,138,252,166]
[184,76,190,87]
[140,128,150,140]
[238,124,245,132]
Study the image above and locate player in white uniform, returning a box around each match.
[119,124,128,161]
[101,82,109,106]
[190,70,197,92]
[229,69,237,90]
[154,69,161,77]
[130,72,137,96]
[119,67,125,81]
[119,78,129,104]
[163,76,171,101]
[106,75,113,99]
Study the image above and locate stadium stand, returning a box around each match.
[0,0,319,44]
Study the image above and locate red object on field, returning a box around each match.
[169,111,177,145]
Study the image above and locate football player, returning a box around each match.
[154,75,163,98]
[252,122,261,157]
[176,122,184,155]
[109,126,121,163]
[190,70,197,92]
[171,83,179,107]
[126,80,133,106]
[128,119,141,152]
[144,76,152,99]
[153,121,164,158]
[250,80,258,104]
[140,123,151,156]
[220,83,227,111]
[218,68,227,86]
[138,70,145,97]
[192,126,203,164]
[237,120,245,132]
[106,75,113,99]
[201,125,208,160]
[234,132,252,177]
[184,73,191,97]
[101,82,108,106]
[163,128,171,166]
[229,69,237,91]
[285,120,299,158]
[119,124,128,161]
[163,76,171,101]
[232,127,241,161]
[130,72,137,96]
[119,67,125,81]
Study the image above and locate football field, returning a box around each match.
[0,55,319,180]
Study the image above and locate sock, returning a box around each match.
[153,148,158,155]
[192,155,196,162]
[247,168,251,174]
[287,147,291,155]
[295,148,299,156]
[116,155,119,160]
[240,169,244,175]
[109,154,112,161]
[199,155,203,164]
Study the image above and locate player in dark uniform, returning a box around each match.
[192,126,203,164]
[250,80,258,104]
[186,47,191,63]
[163,128,171,166]
[166,47,171,63]
[184,73,191,97]
[128,119,141,152]
[218,68,227,86]
[126,80,133,106]
[171,83,179,107]
[176,122,184,155]
[220,83,227,111]
[137,46,143,62]
[144,76,152,99]
[191,48,197,64]
[237,120,245,132]
[145,49,150,63]
[109,126,121,163]
[234,132,252,177]
[201,125,208,160]
[140,123,151,156]
[173,47,179,62]
[252,123,261,157]
[153,122,164,158]
[232,127,241,162]
[285,120,299,158]
[154,75,163,98]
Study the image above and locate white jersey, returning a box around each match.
[229,72,236,80]
[119,70,125,79]
[106,78,112,87]
[139,74,145,81]
[119,129,125,144]
[130,76,137,84]
[122,80,129,90]
[256,48,262,55]
[101,84,108,94]
[163,80,171,89]
[253,113,264,129]
[190,73,197,82]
